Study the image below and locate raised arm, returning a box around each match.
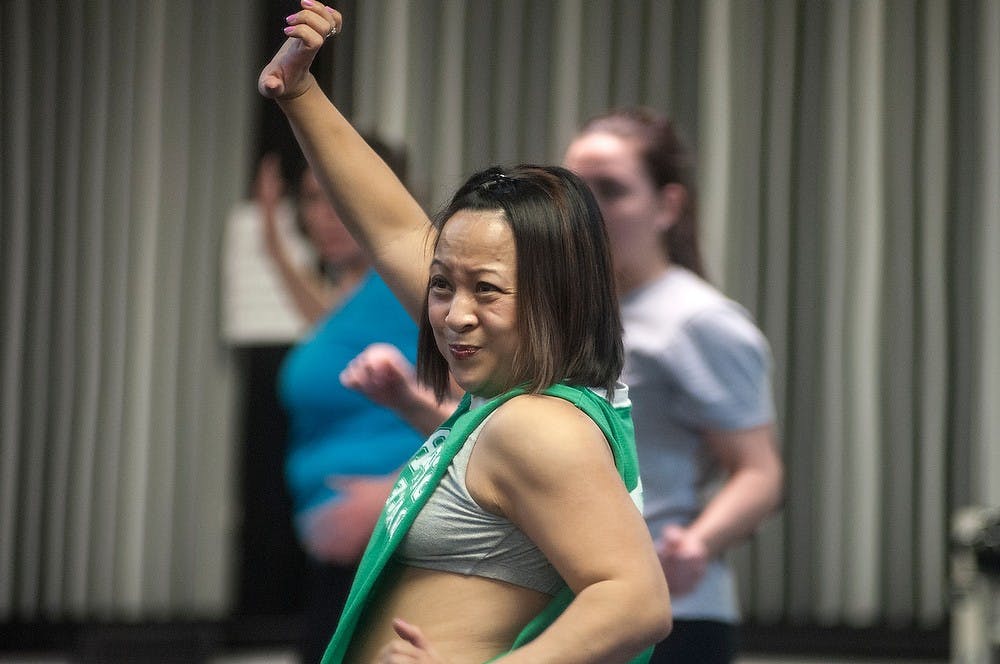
[254,153,336,323]
[258,2,432,318]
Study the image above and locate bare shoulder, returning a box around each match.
[490,392,599,433]
[467,393,621,521]
[478,394,613,466]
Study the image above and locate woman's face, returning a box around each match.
[299,170,364,266]
[427,209,520,398]
[563,132,672,269]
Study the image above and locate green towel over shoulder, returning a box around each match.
[320,383,652,664]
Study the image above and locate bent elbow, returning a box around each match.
[636,583,672,646]
[650,600,673,644]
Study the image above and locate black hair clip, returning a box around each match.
[477,170,517,197]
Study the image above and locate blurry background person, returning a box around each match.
[564,107,784,664]
[255,136,431,664]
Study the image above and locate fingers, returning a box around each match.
[365,342,408,361]
[259,152,282,174]
[326,474,365,492]
[376,632,421,663]
[349,343,411,371]
[393,618,432,650]
[254,153,285,207]
[338,364,360,389]
[258,2,340,100]
[656,524,709,596]
[662,524,684,547]
[284,1,343,48]
[259,63,290,99]
[339,360,383,391]
[340,345,410,389]
[376,620,441,663]
[657,524,683,557]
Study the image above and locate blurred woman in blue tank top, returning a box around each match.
[257,138,424,664]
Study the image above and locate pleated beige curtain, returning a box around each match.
[2,0,998,632]
[0,1,257,620]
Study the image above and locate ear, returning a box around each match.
[655,183,687,231]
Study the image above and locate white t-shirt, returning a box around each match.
[620,266,775,622]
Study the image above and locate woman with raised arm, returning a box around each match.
[339,108,785,664]
[251,141,429,664]
[259,3,670,664]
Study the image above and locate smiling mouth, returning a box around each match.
[449,344,479,359]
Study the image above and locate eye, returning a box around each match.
[592,178,628,202]
[475,281,502,294]
[428,275,452,293]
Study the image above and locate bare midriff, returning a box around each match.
[344,563,553,663]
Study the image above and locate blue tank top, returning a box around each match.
[279,271,424,517]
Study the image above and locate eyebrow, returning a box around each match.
[429,258,509,280]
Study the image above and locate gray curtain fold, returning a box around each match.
[0,0,255,621]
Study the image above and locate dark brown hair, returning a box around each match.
[416,165,624,400]
[578,107,705,278]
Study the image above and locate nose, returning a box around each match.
[444,292,477,331]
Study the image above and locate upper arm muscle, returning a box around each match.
[466,396,658,593]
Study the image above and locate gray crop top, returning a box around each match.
[395,405,564,596]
